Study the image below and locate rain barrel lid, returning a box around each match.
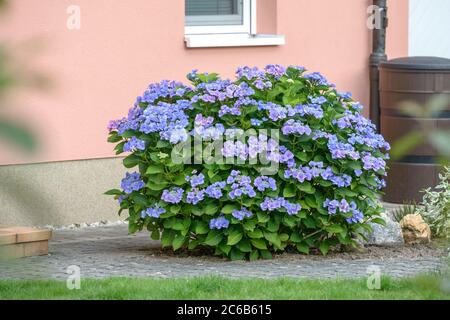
[380,56,450,70]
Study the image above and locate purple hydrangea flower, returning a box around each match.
[323,198,340,215]
[141,206,166,218]
[205,181,226,199]
[254,176,277,192]
[209,217,230,230]
[231,207,253,221]
[186,171,205,188]
[260,197,301,215]
[123,136,146,152]
[121,172,145,194]
[161,187,184,204]
[186,188,205,205]
[282,119,312,136]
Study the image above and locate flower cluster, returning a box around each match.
[323,199,364,224]
[120,172,145,194]
[260,197,302,216]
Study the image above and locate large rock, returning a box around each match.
[400,214,431,244]
[365,212,404,245]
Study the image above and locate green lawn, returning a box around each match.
[0,274,449,300]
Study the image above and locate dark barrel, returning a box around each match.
[379,56,450,204]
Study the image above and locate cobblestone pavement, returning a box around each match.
[0,225,448,280]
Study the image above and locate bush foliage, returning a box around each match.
[417,166,450,239]
[106,65,390,260]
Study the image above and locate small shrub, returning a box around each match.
[106,65,390,260]
[417,166,450,239]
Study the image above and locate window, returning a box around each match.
[184,0,285,48]
[185,0,251,35]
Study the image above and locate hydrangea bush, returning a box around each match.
[106,65,390,260]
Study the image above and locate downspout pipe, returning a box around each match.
[369,0,388,130]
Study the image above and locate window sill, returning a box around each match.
[184,34,285,48]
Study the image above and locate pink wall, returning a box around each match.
[0,0,408,165]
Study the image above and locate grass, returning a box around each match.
[0,274,450,300]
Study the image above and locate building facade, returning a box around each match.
[0,0,410,226]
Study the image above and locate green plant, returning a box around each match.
[417,166,450,239]
[106,65,390,260]
[392,203,417,223]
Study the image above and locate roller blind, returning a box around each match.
[186,0,238,16]
[185,0,243,26]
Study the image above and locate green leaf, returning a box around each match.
[347,161,362,171]
[104,189,122,196]
[325,225,345,233]
[259,250,273,260]
[283,184,297,198]
[128,221,139,234]
[107,132,122,143]
[279,233,289,242]
[146,165,164,175]
[249,250,259,261]
[370,217,386,226]
[282,215,297,228]
[123,154,140,168]
[146,181,168,191]
[204,203,219,215]
[319,241,329,255]
[256,212,270,223]
[219,243,231,255]
[194,221,209,234]
[222,204,239,214]
[303,217,316,228]
[172,234,186,251]
[250,238,267,250]
[297,243,310,254]
[290,232,301,243]
[227,230,243,246]
[204,230,223,246]
[156,140,170,149]
[150,230,160,240]
[298,182,315,194]
[188,240,199,250]
[163,217,175,228]
[132,193,148,207]
[230,248,245,261]
[267,218,280,233]
[305,195,317,208]
[247,229,263,239]
[263,231,281,248]
[173,174,187,186]
[236,239,252,252]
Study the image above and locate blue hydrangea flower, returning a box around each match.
[186,171,205,188]
[209,217,230,230]
[205,181,226,199]
[123,136,146,152]
[141,206,166,218]
[186,188,205,205]
[121,172,145,194]
[254,176,277,192]
[231,207,253,221]
[161,187,184,204]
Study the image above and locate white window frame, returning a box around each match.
[184,0,285,48]
[185,0,252,35]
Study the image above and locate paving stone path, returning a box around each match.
[0,225,448,280]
